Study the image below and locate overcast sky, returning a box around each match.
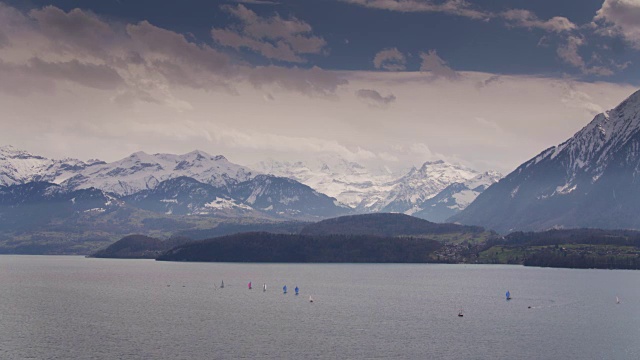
[1,0,639,173]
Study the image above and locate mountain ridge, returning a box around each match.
[451,89,640,233]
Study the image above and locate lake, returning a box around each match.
[1,256,639,359]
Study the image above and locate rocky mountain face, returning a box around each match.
[0,181,119,231]
[122,176,257,217]
[451,89,640,233]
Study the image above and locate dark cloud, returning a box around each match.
[0,3,348,102]
[419,50,460,80]
[29,57,125,90]
[0,60,55,96]
[212,4,327,62]
[476,75,502,89]
[373,48,406,71]
[233,0,280,4]
[356,89,396,106]
[0,30,8,48]
[0,57,123,96]
[29,6,116,57]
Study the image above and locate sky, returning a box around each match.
[0,0,639,174]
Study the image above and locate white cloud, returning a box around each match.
[211,4,327,63]
[419,50,460,80]
[594,0,640,49]
[501,9,576,33]
[342,0,490,20]
[373,48,406,71]
[556,35,614,76]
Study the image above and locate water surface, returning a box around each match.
[1,256,639,359]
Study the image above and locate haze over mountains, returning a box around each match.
[5,87,640,251]
[453,89,640,233]
[0,145,499,222]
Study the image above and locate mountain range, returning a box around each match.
[0,145,498,222]
[253,157,500,219]
[452,89,640,233]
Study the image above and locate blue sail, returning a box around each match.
[283,285,287,293]
[295,286,299,295]
[506,291,511,299]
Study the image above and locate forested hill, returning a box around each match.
[300,213,489,237]
[91,235,191,259]
[156,232,443,263]
[479,229,640,269]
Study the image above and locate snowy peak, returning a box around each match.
[253,156,497,218]
[452,88,640,232]
[379,160,480,214]
[534,89,640,178]
[0,146,93,187]
[63,150,253,196]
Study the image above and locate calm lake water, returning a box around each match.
[1,256,639,359]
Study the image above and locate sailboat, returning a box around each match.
[283,285,288,294]
[263,283,267,292]
[506,290,512,300]
[220,280,224,289]
[458,310,463,317]
[309,295,314,303]
[295,286,299,296]
[616,296,620,304]
[248,282,252,290]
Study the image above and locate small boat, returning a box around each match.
[263,283,267,292]
[309,296,314,303]
[616,296,620,304]
[283,285,288,294]
[458,310,463,317]
[220,280,224,289]
[506,290,512,300]
[248,282,252,290]
[295,286,299,295]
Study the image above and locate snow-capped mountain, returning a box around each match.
[62,150,253,196]
[0,145,100,186]
[230,174,351,219]
[371,160,481,214]
[452,89,640,232]
[252,156,397,209]
[412,171,501,222]
[1,146,499,223]
[253,158,492,217]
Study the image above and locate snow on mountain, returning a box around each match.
[452,89,640,232]
[1,145,499,221]
[252,156,396,209]
[254,157,494,217]
[123,176,258,216]
[0,145,97,186]
[229,174,351,220]
[62,150,253,196]
[368,160,481,214]
[412,171,501,222]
